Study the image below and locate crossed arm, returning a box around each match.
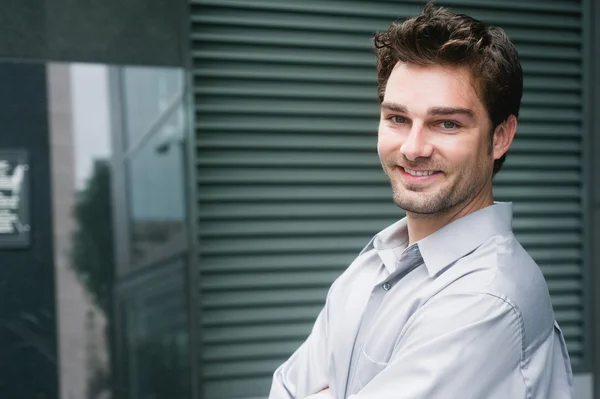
[270,292,528,399]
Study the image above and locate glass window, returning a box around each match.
[45,61,192,399]
[121,67,184,149]
[119,259,191,399]
[127,104,187,266]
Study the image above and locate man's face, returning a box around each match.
[378,63,495,215]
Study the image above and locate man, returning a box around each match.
[269,3,574,399]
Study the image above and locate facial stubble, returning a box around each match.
[383,149,492,216]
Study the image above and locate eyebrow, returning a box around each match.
[428,106,475,119]
[380,102,475,119]
[380,102,408,113]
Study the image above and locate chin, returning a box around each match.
[395,201,441,215]
[392,191,446,215]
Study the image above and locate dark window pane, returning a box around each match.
[119,259,191,399]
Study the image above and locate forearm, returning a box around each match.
[269,308,330,398]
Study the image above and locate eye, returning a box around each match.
[440,120,459,129]
[389,115,407,124]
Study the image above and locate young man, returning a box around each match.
[269,3,574,399]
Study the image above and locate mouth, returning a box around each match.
[396,167,443,183]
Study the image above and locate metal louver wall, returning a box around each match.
[189,1,588,397]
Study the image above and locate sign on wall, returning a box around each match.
[0,150,30,248]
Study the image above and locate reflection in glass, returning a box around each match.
[127,105,186,266]
[47,62,191,399]
[49,62,114,399]
[122,67,183,149]
[119,260,191,399]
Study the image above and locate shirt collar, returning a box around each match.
[361,202,513,276]
[359,218,410,274]
[417,202,513,277]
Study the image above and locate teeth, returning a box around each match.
[404,168,435,177]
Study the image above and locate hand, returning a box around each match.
[304,388,331,399]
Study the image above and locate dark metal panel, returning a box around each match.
[0,0,185,66]
[46,0,185,66]
[587,0,600,396]
[0,1,47,61]
[580,0,595,378]
[0,61,58,399]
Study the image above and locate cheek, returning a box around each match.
[377,125,400,158]
[433,135,478,165]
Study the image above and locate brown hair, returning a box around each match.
[374,2,523,175]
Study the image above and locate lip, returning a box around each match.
[396,166,443,184]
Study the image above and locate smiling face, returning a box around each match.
[378,63,497,215]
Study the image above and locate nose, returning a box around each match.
[400,123,433,161]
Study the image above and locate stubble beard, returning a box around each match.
[386,161,489,217]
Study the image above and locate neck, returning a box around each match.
[406,190,494,246]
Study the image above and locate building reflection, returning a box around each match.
[47,62,192,399]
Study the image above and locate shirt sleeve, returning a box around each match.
[349,292,526,399]
[269,296,331,399]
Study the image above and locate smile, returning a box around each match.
[403,167,438,177]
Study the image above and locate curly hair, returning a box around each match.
[374,2,523,176]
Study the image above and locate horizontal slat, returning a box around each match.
[202,270,340,291]
[198,216,580,239]
[193,60,580,85]
[551,294,584,308]
[516,232,581,247]
[547,279,582,292]
[504,155,581,169]
[195,86,582,106]
[555,309,582,323]
[199,236,372,255]
[203,288,328,309]
[203,341,302,362]
[192,29,581,52]
[540,264,582,276]
[198,232,581,256]
[193,48,582,78]
[203,358,284,379]
[192,1,581,27]
[198,251,581,274]
[199,252,363,273]
[192,15,581,44]
[203,305,322,327]
[561,325,584,341]
[566,341,583,357]
[203,321,314,343]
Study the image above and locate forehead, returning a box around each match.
[384,63,485,113]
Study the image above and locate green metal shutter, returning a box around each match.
[190,1,588,397]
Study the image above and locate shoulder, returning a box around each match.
[441,233,555,355]
[489,234,556,354]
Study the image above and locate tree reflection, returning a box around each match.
[71,160,114,399]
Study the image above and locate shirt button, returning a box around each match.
[382,282,391,291]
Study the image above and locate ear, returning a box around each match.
[492,115,517,160]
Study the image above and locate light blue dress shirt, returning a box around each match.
[270,202,574,398]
